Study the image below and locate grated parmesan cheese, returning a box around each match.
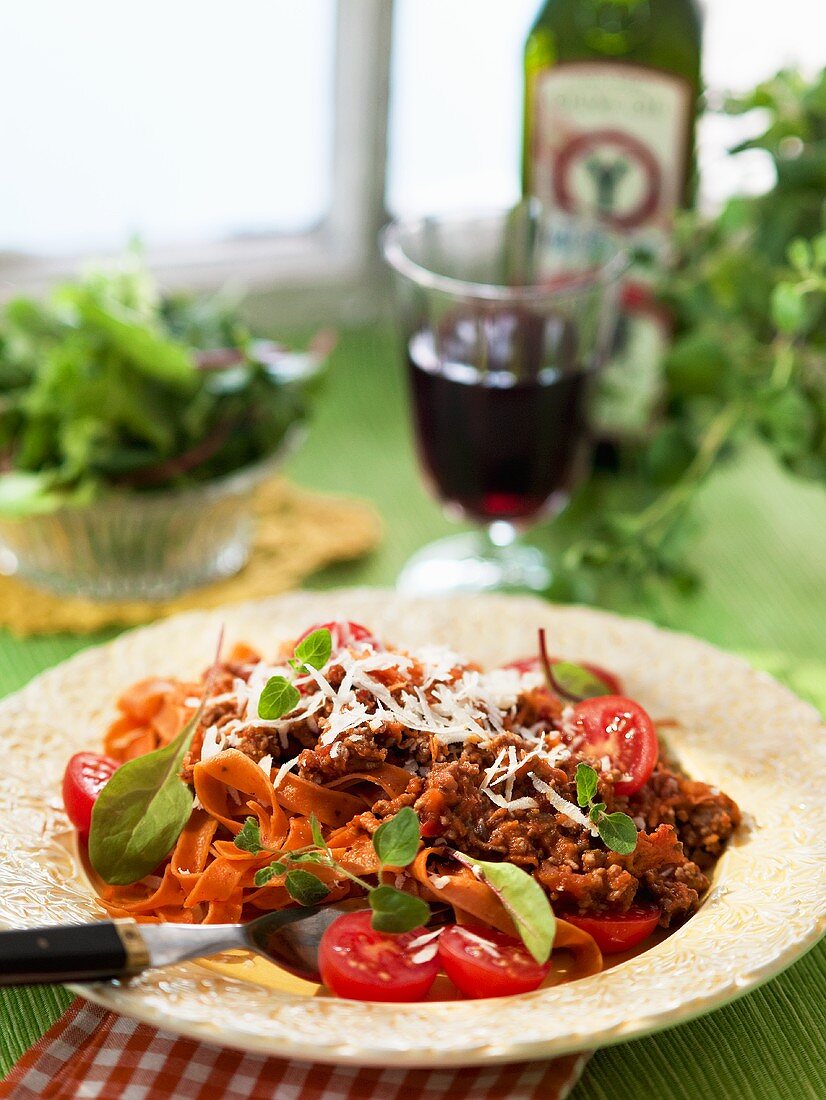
[530,774,599,836]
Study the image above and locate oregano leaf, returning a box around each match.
[372,807,421,868]
[258,676,300,720]
[596,812,638,855]
[293,628,332,671]
[284,869,330,906]
[368,885,430,933]
[575,762,599,808]
[234,816,263,854]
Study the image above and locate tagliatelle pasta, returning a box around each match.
[82,621,740,994]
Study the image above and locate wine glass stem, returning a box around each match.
[487,521,518,550]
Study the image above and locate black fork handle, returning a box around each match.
[0,921,147,985]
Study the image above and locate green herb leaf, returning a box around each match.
[771,282,806,334]
[368,885,430,933]
[258,676,300,720]
[288,851,326,864]
[293,628,332,671]
[88,706,202,886]
[575,762,599,808]
[549,661,613,702]
[310,813,327,851]
[595,812,638,855]
[372,807,421,868]
[463,856,556,964]
[589,802,607,822]
[284,869,330,906]
[253,862,286,887]
[234,817,264,854]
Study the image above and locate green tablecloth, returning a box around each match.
[1,324,823,1098]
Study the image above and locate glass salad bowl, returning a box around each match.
[0,450,292,601]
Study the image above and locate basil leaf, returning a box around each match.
[549,661,613,702]
[466,857,556,964]
[253,862,286,887]
[372,806,421,868]
[88,707,201,886]
[368,885,430,933]
[258,675,300,720]
[596,812,638,855]
[575,762,599,808]
[234,816,263,854]
[293,628,332,671]
[310,813,327,850]
[284,869,330,906]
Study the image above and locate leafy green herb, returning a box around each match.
[234,817,264,854]
[88,705,203,886]
[538,629,611,703]
[372,806,421,867]
[456,855,556,965]
[310,813,327,851]
[368,885,431,934]
[231,802,429,933]
[575,762,599,807]
[574,763,638,856]
[253,862,287,887]
[293,629,333,672]
[258,631,332,721]
[285,869,331,906]
[594,813,638,855]
[257,676,300,720]
[549,661,612,702]
[546,67,826,601]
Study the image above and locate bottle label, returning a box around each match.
[531,61,692,254]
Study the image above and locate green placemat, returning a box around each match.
[1,322,824,1097]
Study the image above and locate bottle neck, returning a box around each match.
[576,0,653,55]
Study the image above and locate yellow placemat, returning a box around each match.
[0,480,381,636]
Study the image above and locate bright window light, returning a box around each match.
[0,0,336,256]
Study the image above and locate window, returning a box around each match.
[0,0,821,312]
[0,0,392,314]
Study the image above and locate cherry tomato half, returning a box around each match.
[563,906,661,954]
[318,911,439,1002]
[62,752,119,835]
[571,695,658,796]
[504,656,623,695]
[438,925,551,999]
[297,621,379,652]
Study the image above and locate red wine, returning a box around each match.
[407,320,594,524]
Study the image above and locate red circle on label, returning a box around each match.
[553,128,661,230]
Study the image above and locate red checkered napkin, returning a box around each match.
[0,998,590,1100]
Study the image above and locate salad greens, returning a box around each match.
[0,255,312,517]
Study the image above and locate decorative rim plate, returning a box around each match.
[0,589,824,1067]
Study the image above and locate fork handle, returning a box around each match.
[0,921,147,985]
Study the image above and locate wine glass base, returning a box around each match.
[396,531,551,596]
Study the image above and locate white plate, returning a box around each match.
[0,589,823,1066]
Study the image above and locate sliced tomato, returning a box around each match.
[571,695,658,795]
[563,906,661,954]
[318,911,439,1002]
[297,621,379,652]
[504,655,623,695]
[438,925,551,999]
[62,752,119,835]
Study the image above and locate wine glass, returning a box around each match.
[382,202,626,595]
